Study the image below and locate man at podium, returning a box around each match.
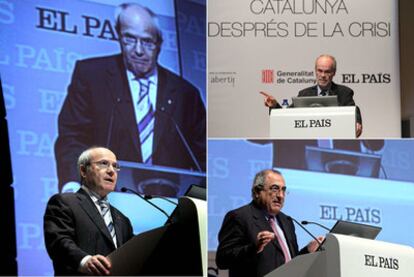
[216,169,322,277]
[44,147,134,275]
[262,54,363,137]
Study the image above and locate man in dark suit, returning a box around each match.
[44,147,134,275]
[55,3,206,191]
[216,169,322,277]
[262,55,363,137]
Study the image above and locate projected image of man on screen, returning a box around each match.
[55,3,206,192]
[262,54,363,137]
[216,169,323,277]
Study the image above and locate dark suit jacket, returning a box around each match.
[216,202,308,277]
[44,189,133,275]
[55,54,206,190]
[298,82,362,124]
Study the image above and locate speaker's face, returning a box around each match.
[81,148,119,198]
[315,56,336,89]
[118,6,160,78]
[255,171,286,216]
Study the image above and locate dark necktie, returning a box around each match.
[97,198,117,247]
[136,78,154,164]
[320,89,328,96]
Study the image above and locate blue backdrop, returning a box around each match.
[208,139,414,255]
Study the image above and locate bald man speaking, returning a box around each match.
[262,55,362,137]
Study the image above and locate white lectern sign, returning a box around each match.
[326,234,414,277]
[266,233,414,277]
[269,106,356,138]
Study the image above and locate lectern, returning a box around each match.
[108,196,206,276]
[269,106,356,138]
[265,233,414,277]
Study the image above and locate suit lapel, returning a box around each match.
[152,66,177,155]
[106,55,141,159]
[250,203,284,253]
[77,189,115,248]
[328,82,338,96]
[111,208,124,246]
[310,85,318,96]
[252,208,272,232]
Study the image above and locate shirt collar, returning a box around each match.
[81,185,107,202]
[126,68,158,85]
[317,83,332,94]
[262,210,278,221]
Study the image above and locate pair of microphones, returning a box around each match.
[120,187,177,223]
[287,216,330,250]
[106,107,203,173]
[121,187,330,250]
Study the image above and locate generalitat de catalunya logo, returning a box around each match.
[262,69,274,84]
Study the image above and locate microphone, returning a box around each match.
[301,220,331,231]
[105,106,115,148]
[155,109,203,172]
[144,194,178,206]
[287,216,324,251]
[120,187,170,222]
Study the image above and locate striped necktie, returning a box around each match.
[136,78,154,164]
[97,198,117,248]
[269,216,291,263]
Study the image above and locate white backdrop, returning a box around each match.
[208,0,401,138]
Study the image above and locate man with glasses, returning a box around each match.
[55,3,206,192]
[262,54,363,137]
[44,147,133,275]
[216,169,322,277]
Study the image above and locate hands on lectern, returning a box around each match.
[80,254,112,275]
[356,122,363,138]
[306,236,325,253]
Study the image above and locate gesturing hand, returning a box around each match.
[256,230,275,253]
[260,91,278,108]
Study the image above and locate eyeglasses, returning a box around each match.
[121,35,157,51]
[264,184,287,195]
[316,68,334,75]
[89,160,121,172]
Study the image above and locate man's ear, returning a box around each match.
[80,165,87,178]
[252,187,260,199]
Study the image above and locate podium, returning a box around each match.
[265,233,414,277]
[108,196,206,276]
[269,106,356,138]
[117,160,206,197]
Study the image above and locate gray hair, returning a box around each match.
[315,54,337,72]
[114,3,163,45]
[251,168,282,198]
[77,146,100,185]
